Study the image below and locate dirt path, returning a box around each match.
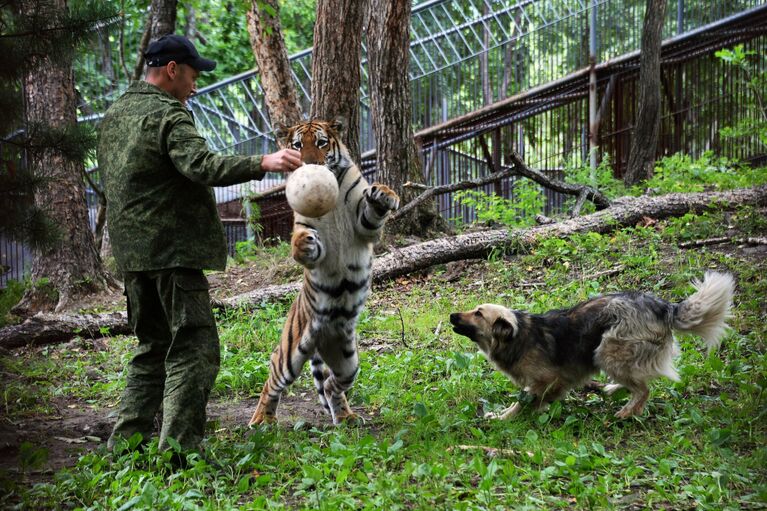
[0,393,371,483]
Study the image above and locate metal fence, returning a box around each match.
[416,12,767,226]
[1,140,30,288]
[183,0,766,240]
[4,0,765,287]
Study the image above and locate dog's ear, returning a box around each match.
[490,317,515,351]
[492,317,514,341]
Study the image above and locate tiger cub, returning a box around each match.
[248,118,399,426]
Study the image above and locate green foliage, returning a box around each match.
[175,0,316,88]
[0,279,25,327]
[277,0,316,55]
[454,152,766,230]
[453,179,545,228]
[565,154,627,198]
[243,198,264,247]
[645,152,767,194]
[232,238,292,266]
[715,44,767,149]
[563,154,628,213]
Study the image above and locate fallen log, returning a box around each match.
[371,185,766,283]
[678,236,767,248]
[2,185,765,348]
[0,311,130,350]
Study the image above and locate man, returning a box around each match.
[98,34,301,454]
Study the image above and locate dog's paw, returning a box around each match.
[364,184,400,214]
[603,383,624,396]
[484,402,522,420]
[614,402,644,419]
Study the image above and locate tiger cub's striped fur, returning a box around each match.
[248,118,399,426]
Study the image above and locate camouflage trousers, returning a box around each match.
[108,268,220,453]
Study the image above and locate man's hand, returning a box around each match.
[261,149,302,173]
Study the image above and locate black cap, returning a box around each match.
[144,34,216,72]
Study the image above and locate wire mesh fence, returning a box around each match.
[3,0,765,287]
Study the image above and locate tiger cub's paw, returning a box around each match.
[291,228,322,265]
[248,410,277,427]
[365,184,400,215]
[335,410,363,425]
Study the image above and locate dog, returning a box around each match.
[449,272,735,419]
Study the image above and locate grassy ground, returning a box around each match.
[0,159,766,510]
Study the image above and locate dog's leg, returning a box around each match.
[603,383,624,395]
[615,382,650,418]
[485,401,523,420]
[584,380,606,392]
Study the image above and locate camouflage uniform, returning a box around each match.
[98,81,264,452]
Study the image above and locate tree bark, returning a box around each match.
[14,0,118,315]
[624,0,667,185]
[3,185,764,345]
[310,0,367,163]
[0,312,130,350]
[183,5,196,38]
[366,0,444,235]
[97,28,116,93]
[149,0,177,41]
[130,0,177,82]
[131,11,153,81]
[247,0,303,129]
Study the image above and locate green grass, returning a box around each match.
[1,165,766,509]
[0,279,26,328]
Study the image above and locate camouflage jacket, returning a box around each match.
[98,81,264,272]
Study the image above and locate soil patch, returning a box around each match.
[0,393,372,485]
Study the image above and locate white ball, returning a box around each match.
[285,164,339,218]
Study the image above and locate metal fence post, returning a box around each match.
[588,0,599,177]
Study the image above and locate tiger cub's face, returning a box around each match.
[276,118,352,173]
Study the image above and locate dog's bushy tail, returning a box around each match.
[673,271,735,352]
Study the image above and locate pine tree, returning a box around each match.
[0,0,120,314]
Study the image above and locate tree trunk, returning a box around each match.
[247,0,303,129]
[14,0,117,315]
[97,28,116,93]
[150,0,177,41]
[183,5,196,38]
[310,0,367,163]
[131,11,153,81]
[624,0,667,185]
[4,185,765,345]
[130,0,177,82]
[366,0,445,236]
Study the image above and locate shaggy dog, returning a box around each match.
[449,272,735,419]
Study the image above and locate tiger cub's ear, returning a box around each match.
[329,117,346,137]
[273,124,291,148]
